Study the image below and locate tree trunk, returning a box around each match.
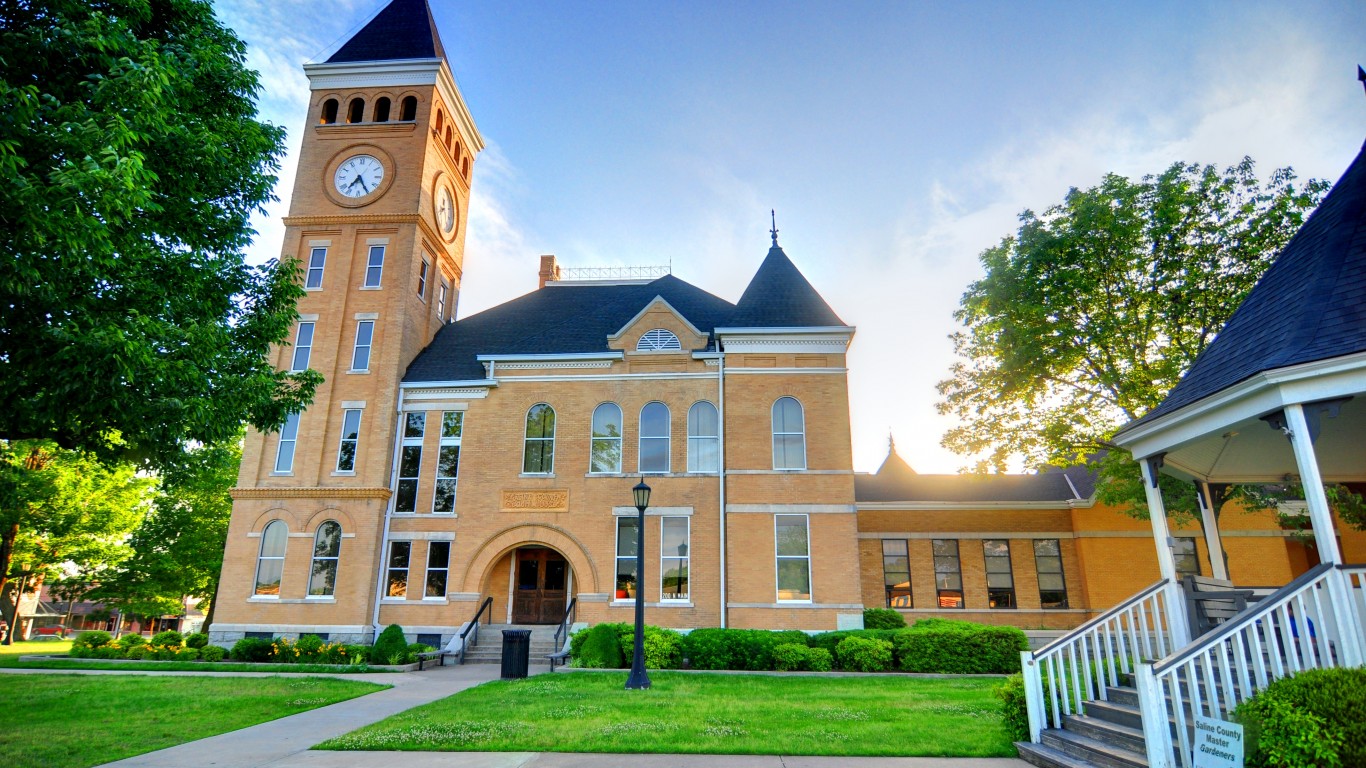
[201,593,217,636]
[0,521,17,600]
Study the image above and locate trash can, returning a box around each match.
[500,629,532,679]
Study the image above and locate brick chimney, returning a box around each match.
[538,254,561,288]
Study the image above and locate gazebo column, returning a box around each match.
[1282,403,1344,565]
[1195,483,1229,581]
[1141,454,1190,648]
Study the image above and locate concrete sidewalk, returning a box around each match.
[2,663,1029,768]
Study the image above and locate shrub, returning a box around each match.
[231,637,274,663]
[835,636,893,672]
[575,623,626,668]
[773,643,810,671]
[805,647,833,672]
[201,646,226,662]
[807,629,904,667]
[175,647,200,661]
[295,634,325,662]
[124,645,149,660]
[863,607,906,630]
[272,637,301,664]
[1236,667,1366,768]
[369,624,409,665]
[613,625,685,670]
[72,630,113,650]
[184,632,209,649]
[343,644,369,665]
[150,630,184,647]
[316,641,349,664]
[996,674,1029,742]
[94,645,124,659]
[895,624,1027,674]
[680,627,735,670]
[681,628,809,671]
[115,633,147,651]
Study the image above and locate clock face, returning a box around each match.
[436,187,455,233]
[333,154,384,198]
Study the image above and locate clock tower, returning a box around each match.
[211,0,482,645]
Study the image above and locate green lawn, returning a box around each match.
[0,640,393,673]
[0,673,387,768]
[320,671,1015,757]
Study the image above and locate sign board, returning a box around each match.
[1194,716,1244,768]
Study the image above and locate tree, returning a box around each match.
[0,0,320,469]
[90,437,240,629]
[936,159,1328,518]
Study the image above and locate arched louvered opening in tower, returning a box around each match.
[435,109,445,133]
[400,96,417,121]
[320,98,338,124]
[373,97,391,122]
[346,97,365,124]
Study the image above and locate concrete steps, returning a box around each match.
[457,623,561,665]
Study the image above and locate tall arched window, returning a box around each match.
[590,403,622,473]
[346,97,365,124]
[523,404,556,474]
[308,521,342,597]
[399,95,417,121]
[687,401,719,473]
[639,402,670,473]
[373,97,391,122]
[435,109,445,133]
[254,520,288,596]
[772,396,806,470]
[320,98,339,124]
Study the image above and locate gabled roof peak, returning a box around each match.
[327,0,446,64]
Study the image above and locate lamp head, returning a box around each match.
[632,479,652,512]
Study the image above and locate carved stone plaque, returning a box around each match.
[501,489,569,512]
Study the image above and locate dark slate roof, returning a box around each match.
[327,0,445,63]
[855,449,1096,504]
[727,244,846,328]
[404,274,736,382]
[1119,138,1366,434]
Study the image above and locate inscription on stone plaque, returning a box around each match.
[501,489,569,512]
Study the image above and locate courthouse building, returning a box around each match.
[209,0,1364,646]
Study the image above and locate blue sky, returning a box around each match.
[216,0,1365,474]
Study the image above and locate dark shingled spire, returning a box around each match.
[1119,137,1366,433]
[729,242,845,328]
[327,0,446,63]
[875,436,917,478]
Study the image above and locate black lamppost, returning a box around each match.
[625,479,652,690]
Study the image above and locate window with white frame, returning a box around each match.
[639,402,670,473]
[290,322,314,372]
[615,516,638,599]
[254,520,287,596]
[305,247,327,289]
[274,412,300,473]
[771,396,806,470]
[385,541,410,597]
[687,401,718,473]
[432,412,462,513]
[636,328,681,351]
[437,280,449,322]
[590,403,622,473]
[335,409,361,472]
[523,404,555,474]
[351,320,374,371]
[425,541,450,598]
[364,245,385,287]
[775,514,811,601]
[418,259,430,300]
[308,521,341,597]
[395,413,425,513]
[661,516,689,601]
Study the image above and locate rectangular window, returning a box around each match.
[1173,537,1201,580]
[290,322,314,372]
[395,413,425,513]
[418,259,430,300]
[364,245,385,287]
[335,409,361,472]
[425,541,450,599]
[351,320,374,371]
[661,517,689,601]
[385,541,410,598]
[1034,539,1068,609]
[984,539,1016,609]
[882,539,911,608]
[432,411,462,513]
[615,516,638,600]
[437,281,449,322]
[274,412,300,473]
[775,514,811,602]
[933,539,964,608]
[305,247,327,289]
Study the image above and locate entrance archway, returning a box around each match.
[512,547,567,624]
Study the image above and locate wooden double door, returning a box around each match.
[512,547,568,624]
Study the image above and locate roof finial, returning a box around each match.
[888,430,897,454]
[770,210,779,247]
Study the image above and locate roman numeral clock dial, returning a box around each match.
[333,154,384,198]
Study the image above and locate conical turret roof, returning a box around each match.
[728,243,845,328]
[327,0,446,63]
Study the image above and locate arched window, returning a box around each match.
[254,520,288,596]
[399,95,418,121]
[590,403,622,473]
[639,402,670,473]
[453,141,463,163]
[523,403,556,474]
[346,97,365,124]
[772,396,806,470]
[435,109,444,133]
[687,401,719,473]
[462,157,470,178]
[308,521,342,597]
[637,328,681,351]
[320,98,338,124]
[444,125,453,151]
[373,97,391,122]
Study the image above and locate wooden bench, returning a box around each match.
[1183,575,1255,638]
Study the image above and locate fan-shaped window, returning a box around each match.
[637,328,681,351]
[373,97,391,122]
[254,520,288,596]
[346,97,365,124]
[590,403,622,473]
[308,521,342,597]
[639,402,670,473]
[399,95,417,121]
[320,98,338,124]
[687,401,719,473]
[772,396,806,470]
[523,403,556,474]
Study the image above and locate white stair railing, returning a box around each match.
[1137,563,1366,768]
[1021,578,1188,742]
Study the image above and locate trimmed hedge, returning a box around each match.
[996,674,1029,742]
[231,636,273,662]
[681,628,808,670]
[862,607,906,630]
[613,624,685,669]
[835,636,893,672]
[369,624,409,665]
[894,625,1027,674]
[1236,667,1366,768]
[573,623,627,668]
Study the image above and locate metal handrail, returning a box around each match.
[1032,579,1169,657]
[553,597,577,655]
[456,596,493,665]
